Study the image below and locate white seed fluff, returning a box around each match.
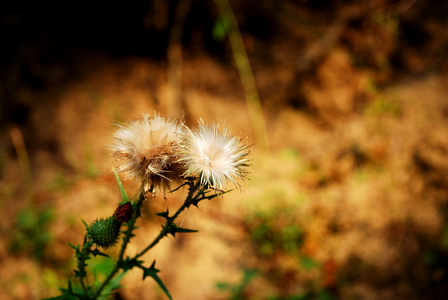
[110,113,184,192]
[179,121,251,190]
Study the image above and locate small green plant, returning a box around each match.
[365,98,402,117]
[9,206,54,262]
[216,269,258,300]
[47,113,252,299]
[84,145,99,179]
[249,209,305,257]
[222,206,338,300]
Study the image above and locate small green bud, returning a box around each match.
[87,216,121,248]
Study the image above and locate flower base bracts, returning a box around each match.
[87,216,121,248]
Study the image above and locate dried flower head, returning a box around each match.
[179,121,251,190]
[110,113,185,192]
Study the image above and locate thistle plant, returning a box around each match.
[48,113,251,300]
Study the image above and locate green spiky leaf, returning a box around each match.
[119,256,144,272]
[156,209,170,220]
[67,242,80,253]
[141,261,172,300]
[163,222,198,237]
[90,248,110,258]
[169,182,189,193]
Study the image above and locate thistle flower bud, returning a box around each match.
[114,202,133,223]
[87,216,121,248]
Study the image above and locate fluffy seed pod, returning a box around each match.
[179,121,252,190]
[110,113,185,193]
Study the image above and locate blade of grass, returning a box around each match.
[214,0,270,155]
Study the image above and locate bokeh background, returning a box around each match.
[1,0,448,299]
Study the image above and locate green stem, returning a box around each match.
[91,181,201,299]
[79,237,94,297]
[118,192,146,260]
[134,224,169,260]
[135,181,200,259]
[134,200,189,260]
[92,192,146,299]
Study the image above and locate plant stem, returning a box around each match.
[92,192,146,299]
[91,181,201,299]
[118,192,146,260]
[135,181,200,259]
[79,237,94,297]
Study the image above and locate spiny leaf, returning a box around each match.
[141,261,172,300]
[119,256,144,272]
[156,209,170,220]
[169,182,189,193]
[74,268,87,278]
[91,248,110,258]
[81,219,89,231]
[67,242,80,253]
[172,225,198,234]
[190,189,231,207]
[163,222,198,237]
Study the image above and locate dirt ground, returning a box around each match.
[1,1,448,299]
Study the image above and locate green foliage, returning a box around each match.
[212,16,230,41]
[441,225,448,249]
[9,206,54,261]
[49,280,85,300]
[156,209,198,237]
[216,267,337,300]
[216,204,339,300]
[300,256,320,271]
[364,97,402,117]
[47,169,68,192]
[141,261,172,300]
[216,269,258,300]
[84,145,99,179]
[249,209,304,257]
[112,168,129,204]
[90,256,125,298]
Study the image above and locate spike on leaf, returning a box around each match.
[141,261,172,300]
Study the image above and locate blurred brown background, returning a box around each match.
[1,0,448,299]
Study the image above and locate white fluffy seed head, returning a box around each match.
[179,121,251,190]
[110,113,185,192]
